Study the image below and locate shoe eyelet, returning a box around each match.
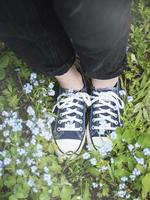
[57,127,61,132]
[79,127,83,131]
[115,121,118,125]
[93,111,96,115]
[92,118,95,123]
[92,126,95,130]
[80,119,83,123]
[59,113,63,117]
[58,120,61,124]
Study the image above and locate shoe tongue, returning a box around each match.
[60,85,87,95]
[93,82,118,94]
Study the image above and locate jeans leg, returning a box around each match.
[0,0,75,76]
[53,0,131,79]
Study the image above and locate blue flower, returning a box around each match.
[82,152,90,160]
[23,83,33,94]
[90,158,97,166]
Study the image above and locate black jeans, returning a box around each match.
[0,0,131,79]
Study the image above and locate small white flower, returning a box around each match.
[117,190,126,198]
[92,182,98,188]
[16,169,24,176]
[26,120,35,129]
[98,142,113,156]
[2,111,10,117]
[24,143,30,147]
[99,183,103,187]
[43,174,52,186]
[27,106,35,116]
[39,79,45,84]
[5,138,11,143]
[48,90,55,96]
[23,83,33,94]
[90,158,97,166]
[16,159,21,164]
[33,81,39,86]
[30,73,37,82]
[15,68,20,72]
[0,151,6,157]
[126,193,131,199]
[127,96,133,103]
[3,130,10,137]
[31,137,36,145]
[99,166,108,172]
[34,149,43,158]
[143,148,150,156]
[31,165,37,173]
[128,144,134,151]
[135,143,140,148]
[17,148,26,156]
[132,168,141,176]
[119,183,126,190]
[27,179,35,187]
[121,176,128,182]
[130,174,136,181]
[4,158,11,166]
[33,188,38,193]
[44,166,49,173]
[134,157,144,165]
[110,131,117,140]
[37,144,42,150]
[110,158,114,164]
[26,158,35,166]
[82,152,90,160]
[48,82,54,89]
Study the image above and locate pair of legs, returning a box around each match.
[0,0,131,157]
[56,66,119,91]
[0,0,131,84]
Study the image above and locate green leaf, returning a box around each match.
[4,176,16,187]
[87,167,100,177]
[51,161,61,173]
[60,185,73,200]
[122,128,137,143]
[83,181,90,200]
[9,195,18,200]
[39,193,50,200]
[0,68,6,80]
[142,173,150,199]
[52,185,60,198]
[0,55,9,69]
[138,133,150,148]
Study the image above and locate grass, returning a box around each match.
[0,0,150,199]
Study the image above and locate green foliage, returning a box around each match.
[0,0,150,200]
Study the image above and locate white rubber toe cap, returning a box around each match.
[91,137,113,149]
[56,139,81,154]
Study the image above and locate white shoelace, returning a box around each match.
[91,91,124,131]
[53,92,91,131]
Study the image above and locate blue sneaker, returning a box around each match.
[51,85,91,158]
[87,81,124,152]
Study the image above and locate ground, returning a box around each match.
[0,0,150,199]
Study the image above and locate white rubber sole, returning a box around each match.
[51,129,87,160]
